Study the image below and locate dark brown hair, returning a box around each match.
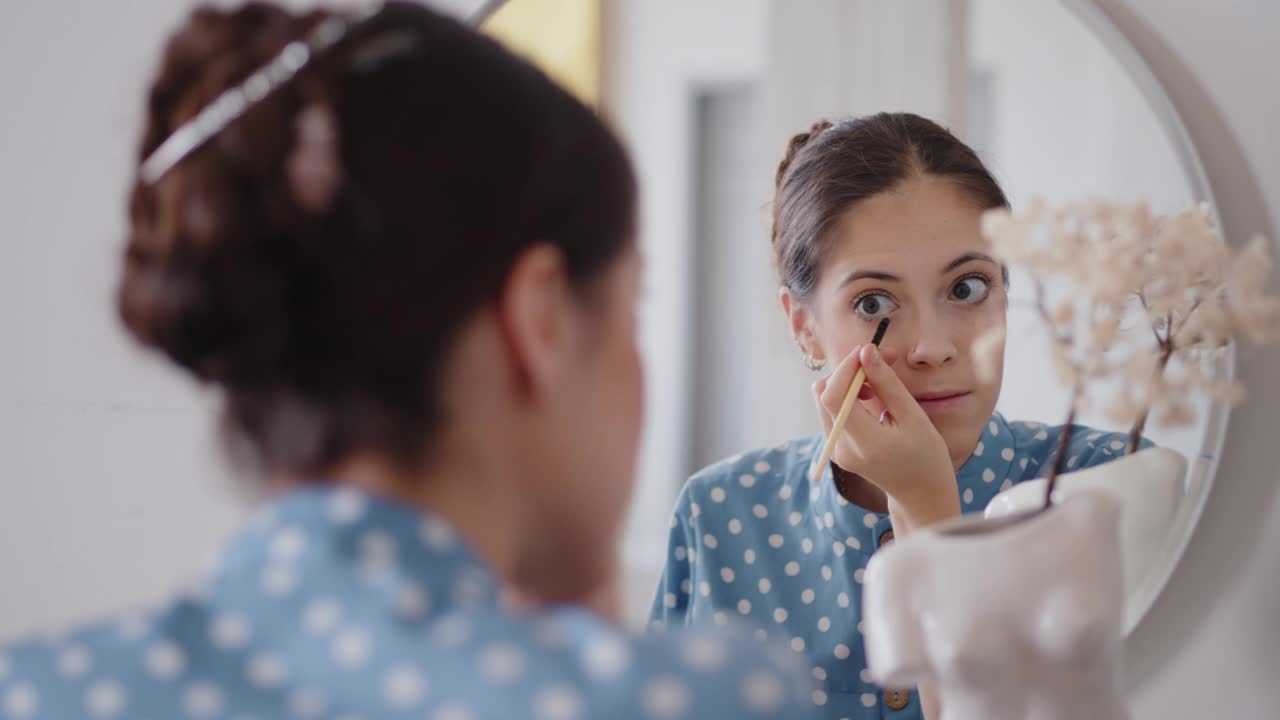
[120,2,636,474]
[771,112,1008,301]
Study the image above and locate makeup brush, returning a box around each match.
[811,318,891,484]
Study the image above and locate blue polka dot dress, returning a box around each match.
[0,487,819,720]
[648,412,1142,719]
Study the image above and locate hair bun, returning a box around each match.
[119,233,291,384]
[775,118,833,189]
[120,3,316,382]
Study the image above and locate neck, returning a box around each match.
[315,440,525,586]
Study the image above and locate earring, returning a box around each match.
[796,338,826,371]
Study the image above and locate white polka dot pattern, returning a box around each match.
[0,481,877,720]
[145,641,186,680]
[382,664,427,709]
[642,677,690,718]
[183,682,225,718]
[57,645,92,678]
[247,652,288,689]
[5,682,38,718]
[477,644,526,684]
[582,633,630,678]
[534,685,585,720]
[85,680,125,718]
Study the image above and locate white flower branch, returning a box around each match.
[982,199,1280,510]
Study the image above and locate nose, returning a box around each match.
[905,307,958,369]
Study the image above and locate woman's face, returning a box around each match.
[792,176,1007,468]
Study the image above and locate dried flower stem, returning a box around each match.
[1127,299,1205,453]
[1043,399,1078,511]
[1033,278,1084,510]
[1127,343,1173,454]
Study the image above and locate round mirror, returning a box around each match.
[565,0,1230,635]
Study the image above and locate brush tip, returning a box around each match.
[872,318,890,346]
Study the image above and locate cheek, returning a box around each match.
[959,308,1007,404]
[596,321,644,479]
[608,311,644,425]
[814,314,865,363]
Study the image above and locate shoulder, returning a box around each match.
[679,436,821,511]
[0,608,171,719]
[1006,419,1140,475]
[0,602,818,719]
[433,606,819,718]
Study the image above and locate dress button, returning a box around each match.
[884,688,911,710]
[879,529,895,547]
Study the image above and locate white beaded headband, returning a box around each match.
[138,0,507,185]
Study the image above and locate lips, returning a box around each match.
[912,390,974,414]
[914,390,970,402]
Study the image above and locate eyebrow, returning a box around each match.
[942,252,999,274]
[837,252,999,289]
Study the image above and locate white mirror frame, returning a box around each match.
[1060,0,1233,634]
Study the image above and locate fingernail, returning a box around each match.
[863,345,880,366]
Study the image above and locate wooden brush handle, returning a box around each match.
[811,366,868,483]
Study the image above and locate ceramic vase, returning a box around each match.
[863,491,1129,720]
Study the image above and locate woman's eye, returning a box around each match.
[950,276,991,304]
[854,293,898,319]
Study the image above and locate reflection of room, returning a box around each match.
[593,3,1278,718]
[601,0,1228,626]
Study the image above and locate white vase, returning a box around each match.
[863,491,1129,720]
[983,446,1187,632]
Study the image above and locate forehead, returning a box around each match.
[826,176,990,274]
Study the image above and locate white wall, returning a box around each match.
[1092,2,1280,717]
[598,0,770,620]
[0,1,243,642]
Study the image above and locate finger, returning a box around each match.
[819,345,864,418]
[858,344,920,418]
[811,378,834,433]
[843,383,893,439]
[813,375,830,397]
[859,391,887,421]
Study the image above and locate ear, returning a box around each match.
[780,286,822,362]
[496,244,574,399]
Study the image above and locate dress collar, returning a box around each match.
[209,485,500,617]
[805,412,1016,553]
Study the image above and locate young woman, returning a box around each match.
[0,4,818,718]
[649,113,1139,720]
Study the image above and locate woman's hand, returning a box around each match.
[812,344,960,527]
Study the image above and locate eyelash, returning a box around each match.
[951,271,994,303]
[849,271,996,319]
